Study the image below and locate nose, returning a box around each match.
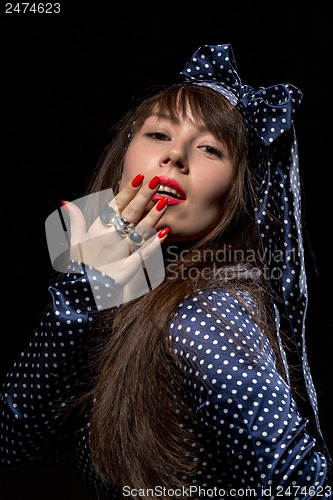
[159,145,188,173]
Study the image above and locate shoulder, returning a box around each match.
[168,288,279,391]
[171,288,258,324]
[169,288,270,358]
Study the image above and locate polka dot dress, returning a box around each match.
[1,263,331,499]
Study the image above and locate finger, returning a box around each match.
[136,196,168,237]
[98,227,169,286]
[123,228,170,294]
[139,226,170,258]
[110,173,146,213]
[126,225,170,272]
[119,175,161,223]
[62,201,87,247]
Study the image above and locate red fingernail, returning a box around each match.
[61,200,69,213]
[156,197,168,211]
[158,227,169,239]
[131,173,144,188]
[148,176,161,190]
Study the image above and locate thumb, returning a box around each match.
[61,200,87,247]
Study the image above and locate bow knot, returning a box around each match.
[180,44,303,146]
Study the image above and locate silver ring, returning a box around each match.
[128,229,144,246]
[115,222,144,246]
[115,216,136,235]
[99,202,144,246]
[99,203,118,227]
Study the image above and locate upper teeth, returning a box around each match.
[158,184,181,198]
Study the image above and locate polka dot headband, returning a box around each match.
[181,43,330,460]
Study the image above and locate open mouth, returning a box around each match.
[152,190,186,206]
[152,176,186,206]
[157,184,183,199]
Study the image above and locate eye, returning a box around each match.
[200,145,224,158]
[145,132,170,141]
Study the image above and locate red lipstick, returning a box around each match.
[152,193,184,205]
[158,176,186,199]
[152,175,186,205]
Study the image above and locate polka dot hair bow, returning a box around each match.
[181,44,332,465]
[180,43,303,146]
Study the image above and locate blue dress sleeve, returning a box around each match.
[169,289,332,499]
[0,261,120,470]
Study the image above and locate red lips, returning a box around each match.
[151,175,186,205]
[152,193,185,206]
[158,176,186,200]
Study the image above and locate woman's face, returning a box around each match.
[119,111,234,242]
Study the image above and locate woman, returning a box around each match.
[1,44,332,499]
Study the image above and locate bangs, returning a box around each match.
[131,84,248,163]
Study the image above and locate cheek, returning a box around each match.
[119,141,157,190]
[193,169,234,212]
[183,170,234,235]
[168,171,234,241]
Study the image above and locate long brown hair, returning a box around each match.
[84,85,283,495]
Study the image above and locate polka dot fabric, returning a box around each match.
[0,265,332,498]
[180,43,329,458]
[180,44,302,146]
[170,290,331,497]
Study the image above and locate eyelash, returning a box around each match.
[145,132,223,159]
[201,145,223,158]
[145,132,169,141]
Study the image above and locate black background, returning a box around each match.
[0,1,332,498]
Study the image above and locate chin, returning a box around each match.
[161,230,201,243]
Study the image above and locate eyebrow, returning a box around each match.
[150,112,211,133]
[150,112,180,124]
